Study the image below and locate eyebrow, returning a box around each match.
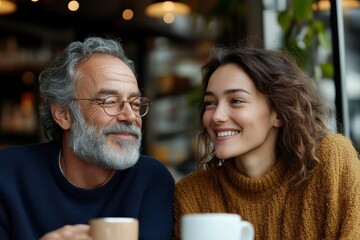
[97,89,142,97]
[204,88,251,96]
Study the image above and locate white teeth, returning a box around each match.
[217,131,239,137]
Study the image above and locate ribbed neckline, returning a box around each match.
[221,159,289,193]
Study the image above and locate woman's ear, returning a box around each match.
[51,102,72,130]
[274,115,283,128]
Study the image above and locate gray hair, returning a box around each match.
[38,36,136,142]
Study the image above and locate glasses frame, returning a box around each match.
[72,95,151,117]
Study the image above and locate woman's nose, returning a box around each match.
[211,105,228,123]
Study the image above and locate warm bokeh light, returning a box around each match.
[68,0,79,12]
[145,1,190,19]
[313,0,360,11]
[122,9,134,20]
[22,71,35,85]
[163,12,175,24]
[31,0,39,2]
[0,0,17,15]
[163,1,175,11]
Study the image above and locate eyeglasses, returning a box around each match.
[72,96,151,117]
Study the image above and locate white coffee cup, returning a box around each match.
[90,217,139,240]
[181,213,254,240]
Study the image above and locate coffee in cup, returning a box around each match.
[90,217,138,240]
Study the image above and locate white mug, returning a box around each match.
[90,217,139,240]
[181,213,254,240]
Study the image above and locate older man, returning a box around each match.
[0,36,174,240]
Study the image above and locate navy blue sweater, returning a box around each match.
[0,141,174,240]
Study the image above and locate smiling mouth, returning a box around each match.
[216,131,239,137]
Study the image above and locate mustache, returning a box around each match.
[103,123,142,139]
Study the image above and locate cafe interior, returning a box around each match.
[0,0,359,180]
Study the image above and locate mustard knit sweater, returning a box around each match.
[173,134,360,240]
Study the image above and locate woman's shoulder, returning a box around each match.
[317,133,360,167]
[320,133,354,145]
[176,169,217,190]
[318,133,358,155]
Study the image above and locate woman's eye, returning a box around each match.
[204,100,216,109]
[232,98,245,104]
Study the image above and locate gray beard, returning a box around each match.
[69,113,142,170]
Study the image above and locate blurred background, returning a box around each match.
[0,0,359,180]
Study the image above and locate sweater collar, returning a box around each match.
[221,159,289,193]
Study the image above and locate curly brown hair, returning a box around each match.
[196,45,332,185]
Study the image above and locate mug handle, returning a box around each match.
[239,221,255,240]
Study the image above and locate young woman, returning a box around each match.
[173,45,360,239]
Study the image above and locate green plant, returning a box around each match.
[277,0,333,80]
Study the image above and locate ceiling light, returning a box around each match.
[163,12,175,24]
[0,0,17,15]
[313,0,360,11]
[68,0,79,12]
[145,0,191,19]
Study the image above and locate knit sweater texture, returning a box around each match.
[173,134,360,240]
[0,141,175,240]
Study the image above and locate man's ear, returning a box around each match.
[51,102,72,130]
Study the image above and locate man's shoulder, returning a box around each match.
[0,141,58,155]
[137,154,168,168]
[0,141,59,165]
[0,141,59,185]
[135,154,174,179]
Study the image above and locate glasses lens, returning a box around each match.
[102,96,150,117]
[134,97,149,117]
[102,96,121,116]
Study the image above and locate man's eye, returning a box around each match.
[131,101,141,109]
[102,97,119,105]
